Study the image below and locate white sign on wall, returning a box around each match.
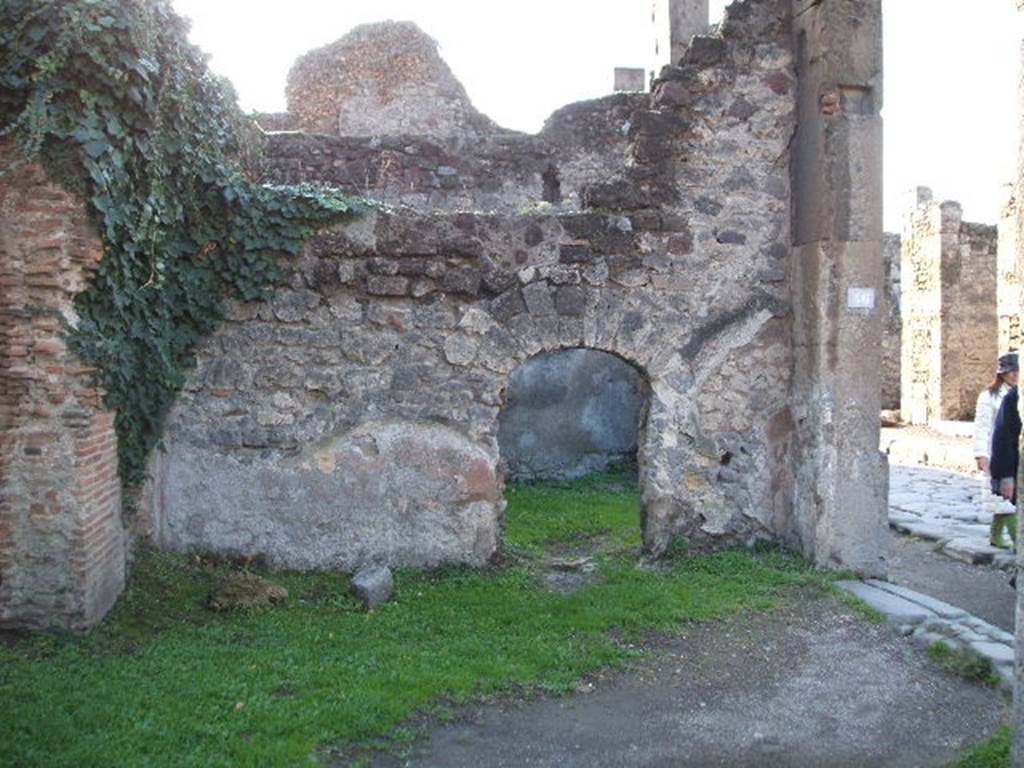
[847,287,877,312]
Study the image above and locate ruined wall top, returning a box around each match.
[285,21,502,139]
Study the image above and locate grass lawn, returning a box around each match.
[947,726,1011,768]
[1,465,837,767]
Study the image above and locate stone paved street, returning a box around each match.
[888,463,1017,570]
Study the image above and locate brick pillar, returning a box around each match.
[0,145,125,630]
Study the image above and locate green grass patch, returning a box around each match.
[927,640,1000,686]
[0,469,834,767]
[947,725,1011,768]
[503,462,642,554]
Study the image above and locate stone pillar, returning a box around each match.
[998,184,1022,352]
[0,145,125,630]
[1013,5,1024,766]
[899,189,942,425]
[789,0,887,576]
[900,191,999,424]
[652,0,711,75]
[880,232,902,411]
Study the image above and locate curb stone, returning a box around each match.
[836,580,1015,690]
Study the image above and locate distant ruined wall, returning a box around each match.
[900,189,998,424]
[285,21,501,140]
[998,186,1022,352]
[0,147,125,630]
[951,221,1000,414]
[881,232,901,411]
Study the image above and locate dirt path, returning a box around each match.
[357,591,1004,768]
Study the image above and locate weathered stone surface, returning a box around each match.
[350,565,394,610]
[209,572,288,611]
[158,420,502,570]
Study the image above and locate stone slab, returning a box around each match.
[968,641,1014,665]
[835,581,936,625]
[941,539,995,565]
[898,522,952,542]
[864,580,968,620]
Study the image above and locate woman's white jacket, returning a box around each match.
[974,384,1011,460]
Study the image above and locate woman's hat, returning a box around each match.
[998,352,1019,374]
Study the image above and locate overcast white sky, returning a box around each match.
[173,0,1021,233]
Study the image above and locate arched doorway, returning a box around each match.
[498,348,648,482]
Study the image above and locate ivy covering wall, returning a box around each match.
[0,0,361,485]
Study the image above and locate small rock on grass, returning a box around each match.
[209,572,288,611]
[351,565,394,610]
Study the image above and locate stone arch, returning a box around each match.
[490,340,692,553]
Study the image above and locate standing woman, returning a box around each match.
[990,379,1021,547]
[976,352,1019,547]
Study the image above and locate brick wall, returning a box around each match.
[0,145,125,630]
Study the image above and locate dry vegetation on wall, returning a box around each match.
[0,0,362,485]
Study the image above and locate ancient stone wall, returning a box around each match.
[881,232,902,411]
[998,185,1022,353]
[900,190,998,424]
[152,2,804,567]
[948,221,999,415]
[0,148,125,630]
[258,93,646,216]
